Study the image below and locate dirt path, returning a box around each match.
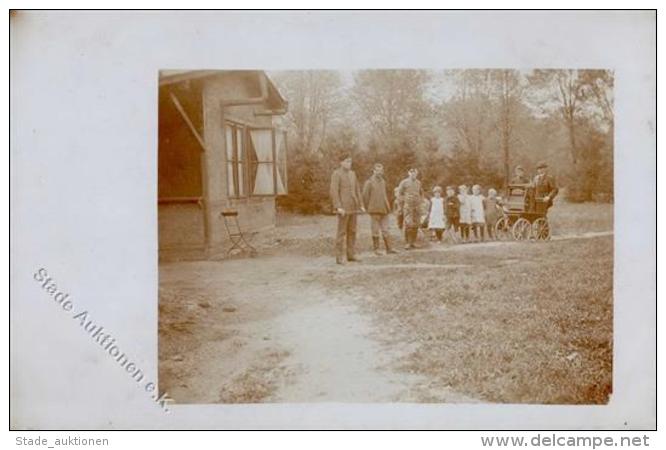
[426,230,614,251]
[160,254,477,403]
[269,300,415,402]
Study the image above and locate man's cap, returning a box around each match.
[515,165,524,171]
[536,161,548,169]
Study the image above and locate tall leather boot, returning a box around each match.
[372,236,382,256]
[347,230,361,262]
[384,235,398,254]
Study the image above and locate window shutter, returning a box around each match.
[225,125,235,197]
[236,127,245,196]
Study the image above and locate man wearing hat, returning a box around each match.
[533,161,559,208]
[397,168,424,249]
[510,165,530,184]
[330,154,365,264]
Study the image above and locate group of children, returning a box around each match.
[399,184,503,244]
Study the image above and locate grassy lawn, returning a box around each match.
[163,201,613,404]
[320,235,613,404]
[269,201,612,258]
[547,201,613,236]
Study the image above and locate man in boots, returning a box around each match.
[533,161,559,209]
[330,154,365,264]
[510,165,530,184]
[397,168,423,250]
[362,163,398,256]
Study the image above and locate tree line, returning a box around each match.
[271,69,613,214]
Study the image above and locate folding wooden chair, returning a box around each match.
[220,210,257,256]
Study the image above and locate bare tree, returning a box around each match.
[272,70,345,154]
[528,69,614,167]
[440,69,495,159]
[528,69,590,165]
[579,70,614,128]
[493,69,525,183]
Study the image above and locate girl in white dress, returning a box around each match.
[427,186,446,242]
[469,184,486,241]
[458,185,472,242]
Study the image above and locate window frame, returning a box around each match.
[276,129,288,196]
[224,121,289,198]
[247,127,275,198]
[247,126,289,197]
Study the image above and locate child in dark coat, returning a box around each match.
[393,187,404,230]
[444,186,461,241]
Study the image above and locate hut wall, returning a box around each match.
[202,74,277,256]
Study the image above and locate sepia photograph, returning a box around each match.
[158,68,614,404]
[10,10,655,433]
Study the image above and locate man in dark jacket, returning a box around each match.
[330,154,365,264]
[444,185,461,236]
[363,163,397,255]
[397,168,424,249]
[532,161,559,208]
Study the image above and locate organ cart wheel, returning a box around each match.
[512,218,532,241]
[494,216,511,241]
[531,218,551,241]
[444,226,460,244]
